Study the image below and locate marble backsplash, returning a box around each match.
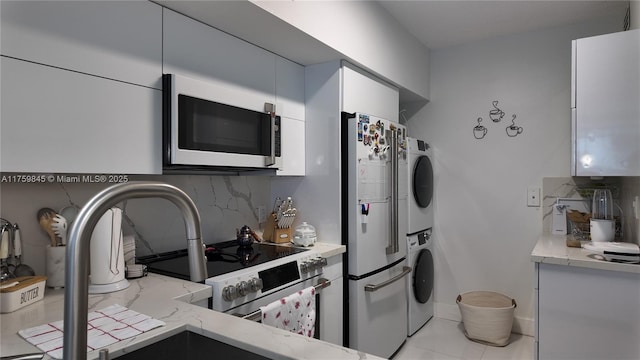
[542,176,640,243]
[0,175,271,276]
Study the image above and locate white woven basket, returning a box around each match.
[456,291,516,347]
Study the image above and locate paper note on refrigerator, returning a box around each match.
[358,158,388,202]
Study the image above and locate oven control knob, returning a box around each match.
[308,259,318,271]
[249,277,263,292]
[300,261,311,273]
[319,257,328,267]
[311,257,325,270]
[222,285,238,301]
[236,281,250,296]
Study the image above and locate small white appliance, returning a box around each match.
[407,137,434,235]
[88,207,129,294]
[406,228,434,336]
[293,222,317,247]
[583,242,640,263]
[163,73,282,172]
[590,189,615,242]
[590,219,616,242]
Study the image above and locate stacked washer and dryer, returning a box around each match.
[406,137,435,336]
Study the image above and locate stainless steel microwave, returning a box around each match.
[162,73,282,172]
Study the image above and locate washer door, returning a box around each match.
[413,155,433,208]
[413,248,434,303]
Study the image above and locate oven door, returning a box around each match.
[163,73,282,170]
[227,275,324,340]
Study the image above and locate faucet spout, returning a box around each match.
[62,182,207,360]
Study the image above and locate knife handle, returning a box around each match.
[13,224,21,257]
[0,228,9,260]
[0,227,9,260]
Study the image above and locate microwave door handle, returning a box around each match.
[265,115,276,167]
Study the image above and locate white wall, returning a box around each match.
[250,0,430,102]
[407,15,623,335]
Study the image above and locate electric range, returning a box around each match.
[137,240,327,313]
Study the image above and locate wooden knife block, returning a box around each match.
[263,212,292,244]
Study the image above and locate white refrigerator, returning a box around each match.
[341,111,411,358]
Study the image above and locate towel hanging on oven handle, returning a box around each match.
[238,278,331,322]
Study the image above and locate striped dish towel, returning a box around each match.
[18,304,165,359]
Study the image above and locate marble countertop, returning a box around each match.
[281,241,346,258]
[531,234,640,274]
[0,242,376,360]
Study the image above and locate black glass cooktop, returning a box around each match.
[136,240,308,281]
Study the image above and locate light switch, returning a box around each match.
[527,187,540,207]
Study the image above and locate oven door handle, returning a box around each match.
[364,266,412,292]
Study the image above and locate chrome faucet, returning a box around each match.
[62,182,208,360]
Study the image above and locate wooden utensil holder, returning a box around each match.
[263,212,292,244]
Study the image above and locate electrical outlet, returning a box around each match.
[257,205,266,223]
[527,187,540,207]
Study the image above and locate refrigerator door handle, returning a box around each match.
[364,266,412,292]
[386,127,399,255]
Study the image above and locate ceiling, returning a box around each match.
[378,0,630,49]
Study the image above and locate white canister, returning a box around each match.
[590,219,615,242]
[89,207,129,293]
[293,222,317,247]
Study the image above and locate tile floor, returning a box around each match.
[393,317,535,360]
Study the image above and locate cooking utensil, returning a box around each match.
[276,199,287,223]
[0,227,11,281]
[236,225,255,247]
[286,208,297,228]
[272,197,282,213]
[51,214,68,246]
[37,208,59,246]
[12,224,35,277]
[278,208,297,228]
[277,212,286,228]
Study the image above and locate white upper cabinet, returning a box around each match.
[342,63,399,122]
[276,117,306,176]
[276,57,305,121]
[162,8,276,113]
[0,1,163,174]
[275,57,305,176]
[1,57,162,174]
[572,29,640,176]
[0,1,162,89]
[163,8,305,175]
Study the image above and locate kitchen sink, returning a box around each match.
[115,330,269,359]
